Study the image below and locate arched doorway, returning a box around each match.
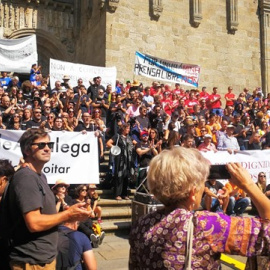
[8,29,69,76]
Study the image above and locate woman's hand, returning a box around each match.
[226,163,254,191]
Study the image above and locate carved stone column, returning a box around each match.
[150,0,163,19]
[190,0,202,28]
[259,0,270,96]
[108,0,119,12]
[226,0,239,34]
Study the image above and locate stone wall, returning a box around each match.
[103,0,261,95]
[76,0,106,68]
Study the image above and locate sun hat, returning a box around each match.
[51,179,70,190]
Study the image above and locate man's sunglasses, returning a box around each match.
[31,142,54,149]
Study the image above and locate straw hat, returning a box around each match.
[51,179,70,190]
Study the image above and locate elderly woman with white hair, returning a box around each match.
[129,147,270,269]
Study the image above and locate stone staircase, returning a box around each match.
[96,150,134,235]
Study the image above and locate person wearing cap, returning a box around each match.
[87,184,103,224]
[52,180,72,212]
[61,75,72,90]
[136,131,158,187]
[217,124,240,153]
[198,134,217,152]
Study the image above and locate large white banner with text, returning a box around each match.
[202,150,270,185]
[50,58,117,89]
[134,51,200,87]
[0,35,37,73]
[0,130,99,185]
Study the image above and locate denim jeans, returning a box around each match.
[227,196,250,215]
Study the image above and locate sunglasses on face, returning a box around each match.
[81,189,87,192]
[259,175,266,177]
[31,142,54,149]
[57,184,67,188]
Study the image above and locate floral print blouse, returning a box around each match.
[129,208,270,269]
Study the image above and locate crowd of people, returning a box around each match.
[1,68,270,269]
[1,70,270,199]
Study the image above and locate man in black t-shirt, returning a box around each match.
[201,179,229,213]
[7,129,91,269]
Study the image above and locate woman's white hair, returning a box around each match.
[147,147,210,207]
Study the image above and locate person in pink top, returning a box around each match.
[198,134,218,152]
[125,98,141,122]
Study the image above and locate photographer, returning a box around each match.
[149,104,169,139]
[108,94,126,136]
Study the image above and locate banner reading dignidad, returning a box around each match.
[0,130,99,185]
[134,51,200,87]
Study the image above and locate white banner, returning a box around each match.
[50,58,117,89]
[0,130,99,185]
[0,35,37,73]
[202,150,270,185]
[134,51,200,87]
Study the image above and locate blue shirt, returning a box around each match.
[59,225,92,270]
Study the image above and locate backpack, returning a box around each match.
[56,228,81,270]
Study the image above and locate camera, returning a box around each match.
[208,165,231,180]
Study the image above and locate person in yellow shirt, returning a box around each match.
[225,181,250,216]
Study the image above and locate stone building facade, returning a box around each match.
[1,0,270,95]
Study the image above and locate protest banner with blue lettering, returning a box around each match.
[202,150,270,185]
[50,58,117,89]
[0,130,99,185]
[134,51,200,87]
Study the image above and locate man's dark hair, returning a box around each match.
[182,134,194,142]
[0,159,14,181]
[19,128,49,159]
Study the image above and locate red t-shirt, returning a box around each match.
[225,93,236,107]
[161,99,173,115]
[209,94,222,109]
[199,91,210,101]
[185,99,199,114]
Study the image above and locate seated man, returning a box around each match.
[225,181,250,216]
[57,220,97,270]
[201,179,229,213]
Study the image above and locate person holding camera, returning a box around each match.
[129,147,270,269]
